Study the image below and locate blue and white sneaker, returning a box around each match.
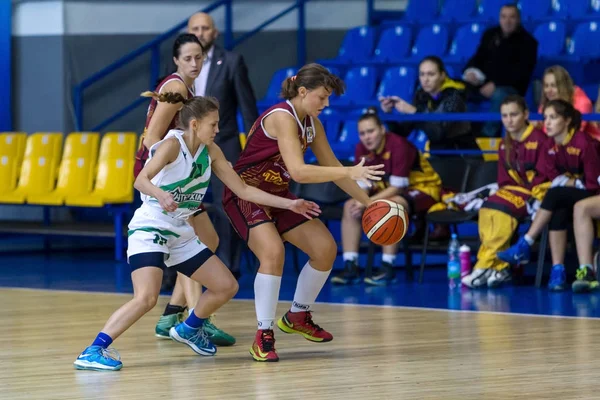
[169,323,217,356]
[73,345,123,371]
[548,264,566,291]
[497,237,531,265]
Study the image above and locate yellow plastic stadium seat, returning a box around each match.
[99,132,137,161]
[66,159,134,207]
[28,132,99,206]
[0,133,63,204]
[65,132,136,207]
[476,138,501,161]
[0,132,27,191]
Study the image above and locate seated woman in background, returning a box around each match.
[462,95,554,289]
[538,65,600,140]
[331,109,442,286]
[378,55,479,153]
[498,99,600,292]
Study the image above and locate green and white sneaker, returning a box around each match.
[203,315,236,346]
[155,312,185,339]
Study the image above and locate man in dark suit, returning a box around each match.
[188,12,258,277]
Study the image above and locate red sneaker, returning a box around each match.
[277,311,333,342]
[249,329,279,362]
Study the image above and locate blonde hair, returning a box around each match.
[540,65,575,109]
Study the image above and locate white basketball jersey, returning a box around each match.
[141,129,211,220]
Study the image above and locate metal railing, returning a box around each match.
[73,0,308,131]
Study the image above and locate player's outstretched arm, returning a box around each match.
[266,112,385,185]
[208,143,321,218]
[134,138,180,212]
[310,118,377,207]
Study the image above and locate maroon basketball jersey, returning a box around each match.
[226,101,316,198]
[134,73,194,177]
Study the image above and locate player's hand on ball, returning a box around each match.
[349,158,385,188]
[158,191,178,212]
[290,199,321,220]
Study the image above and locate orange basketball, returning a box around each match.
[362,200,409,246]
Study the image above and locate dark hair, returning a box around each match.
[544,99,582,133]
[500,95,529,165]
[501,3,521,17]
[418,56,447,75]
[173,33,204,59]
[280,63,345,99]
[358,106,383,126]
[141,91,219,129]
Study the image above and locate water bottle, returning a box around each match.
[459,244,472,282]
[447,233,460,288]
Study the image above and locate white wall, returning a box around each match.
[11,0,409,36]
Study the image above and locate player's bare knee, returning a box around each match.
[224,279,239,299]
[310,236,337,270]
[573,200,590,220]
[136,293,159,312]
[257,243,285,274]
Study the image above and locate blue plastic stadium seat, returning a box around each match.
[330,121,360,161]
[551,0,590,19]
[446,23,486,63]
[478,0,515,21]
[567,21,600,59]
[319,108,343,143]
[534,21,566,58]
[330,66,378,106]
[373,25,413,63]
[336,26,376,63]
[410,24,449,60]
[404,0,439,22]
[376,66,418,103]
[258,67,297,109]
[439,0,478,22]
[518,0,551,21]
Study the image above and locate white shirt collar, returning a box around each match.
[204,46,214,64]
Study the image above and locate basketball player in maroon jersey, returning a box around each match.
[135,33,234,345]
[223,63,386,361]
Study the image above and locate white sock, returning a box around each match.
[524,235,535,246]
[254,273,282,330]
[382,254,396,265]
[290,262,331,313]
[343,252,359,262]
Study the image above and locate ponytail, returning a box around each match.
[141,91,190,105]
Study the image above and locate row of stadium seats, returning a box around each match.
[0,132,136,207]
[320,20,600,67]
[397,0,600,24]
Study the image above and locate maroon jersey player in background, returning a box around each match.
[223,63,386,362]
[499,99,600,292]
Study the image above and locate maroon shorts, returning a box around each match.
[400,189,437,215]
[223,191,310,242]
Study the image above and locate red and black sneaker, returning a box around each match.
[249,329,279,362]
[277,310,333,342]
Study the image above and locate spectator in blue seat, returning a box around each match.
[379,56,479,153]
[462,4,538,137]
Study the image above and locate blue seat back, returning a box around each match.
[337,26,376,62]
[551,0,590,18]
[411,24,449,59]
[374,25,413,63]
[440,0,478,21]
[405,0,439,20]
[518,0,551,20]
[567,21,600,58]
[376,66,418,102]
[448,23,486,61]
[340,66,378,103]
[263,67,297,101]
[534,21,566,57]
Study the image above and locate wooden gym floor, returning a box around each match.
[2,287,600,400]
